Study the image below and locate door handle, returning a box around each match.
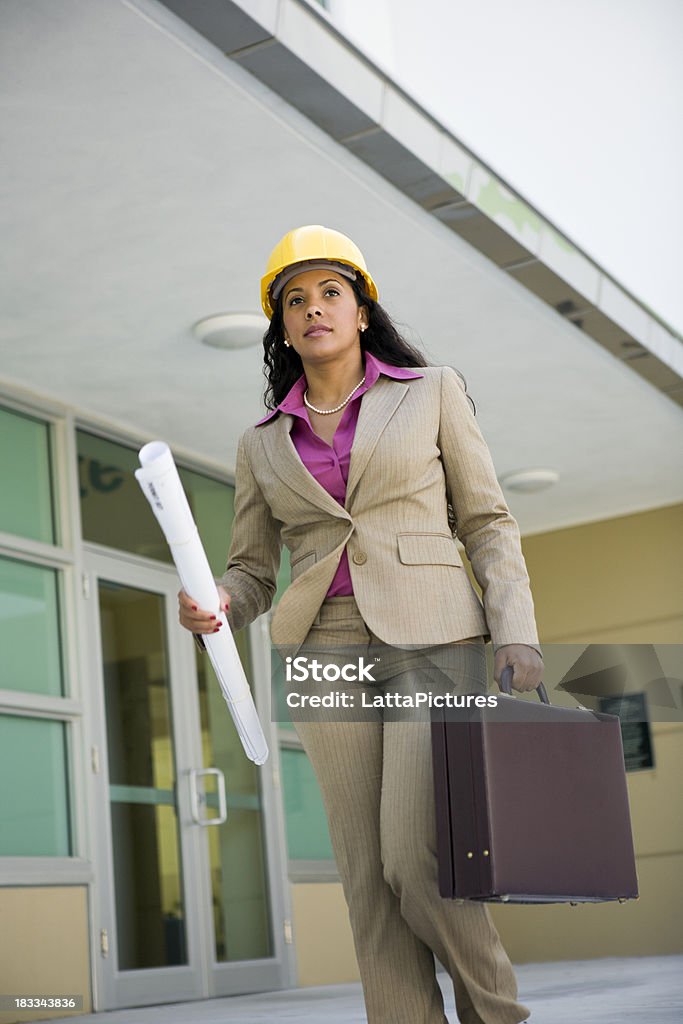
[189,767,228,826]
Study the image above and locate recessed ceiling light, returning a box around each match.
[193,313,267,350]
[499,469,560,493]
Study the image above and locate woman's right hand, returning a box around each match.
[178,586,231,635]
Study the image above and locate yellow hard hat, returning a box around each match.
[261,224,379,319]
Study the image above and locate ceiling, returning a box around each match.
[1,0,681,535]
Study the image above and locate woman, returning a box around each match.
[179,225,542,1024]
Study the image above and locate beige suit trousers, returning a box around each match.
[289,597,531,1024]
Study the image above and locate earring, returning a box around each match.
[360,325,367,333]
[283,338,290,348]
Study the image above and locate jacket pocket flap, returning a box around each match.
[397,533,463,567]
[291,550,316,578]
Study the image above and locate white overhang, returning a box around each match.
[160,0,683,398]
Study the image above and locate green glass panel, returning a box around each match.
[0,556,63,696]
[271,649,295,732]
[280,748,334,860]
[196,629,273,961]
[206,810,271,961]
[100,580,188,970]
[111,803,187,969]
[0,406,55,543]
[0,715,71,856]
[275,549,291,604]
[78,433,171,564]
[77,432,236,575]
[178,465,234,574]
[77,431,291,615]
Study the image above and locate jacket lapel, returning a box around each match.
[258,377,410,516]
[346,377,410,503]
[259,414,352,521]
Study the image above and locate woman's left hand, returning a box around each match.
[494,644,544,694]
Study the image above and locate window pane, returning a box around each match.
[77,432,234,574]
[77,431,293,605]
[177,465,235,572]
[275,549,291,604]
[0,715,71,856]
[0,406,55,544]
[78,433,171,564]
[196,628,273,961]
[100,580,188,969]
[0,556,64,696]
[271,648,295,730]
[280,748,335,860]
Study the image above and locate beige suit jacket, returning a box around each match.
[219,365,541,656]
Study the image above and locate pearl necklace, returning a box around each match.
[304,376,366,415]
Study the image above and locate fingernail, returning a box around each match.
[191,605,198,611]
[213,627,220,633]
[209,615,216,620]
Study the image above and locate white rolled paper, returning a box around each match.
[135,441,269,765]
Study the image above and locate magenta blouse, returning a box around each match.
[255,351,424,596]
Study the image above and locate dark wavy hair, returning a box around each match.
[262,275,475,416]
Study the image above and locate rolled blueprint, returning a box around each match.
[135,441,269,765]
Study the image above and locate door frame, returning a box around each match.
[82,544,295,1010]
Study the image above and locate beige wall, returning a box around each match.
[290,502,683,982]
[491,501,683,961]
[0,887,92,1024]
[290,883,358,987]
[522,502,683,645]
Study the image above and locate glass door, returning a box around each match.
[84,550,290,1011]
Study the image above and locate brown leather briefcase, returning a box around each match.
[431,666,639,903]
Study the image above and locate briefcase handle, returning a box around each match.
[499,665,550,704]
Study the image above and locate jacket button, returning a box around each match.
[352,551,367,565]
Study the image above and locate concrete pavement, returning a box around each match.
[37,955,683,1024]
